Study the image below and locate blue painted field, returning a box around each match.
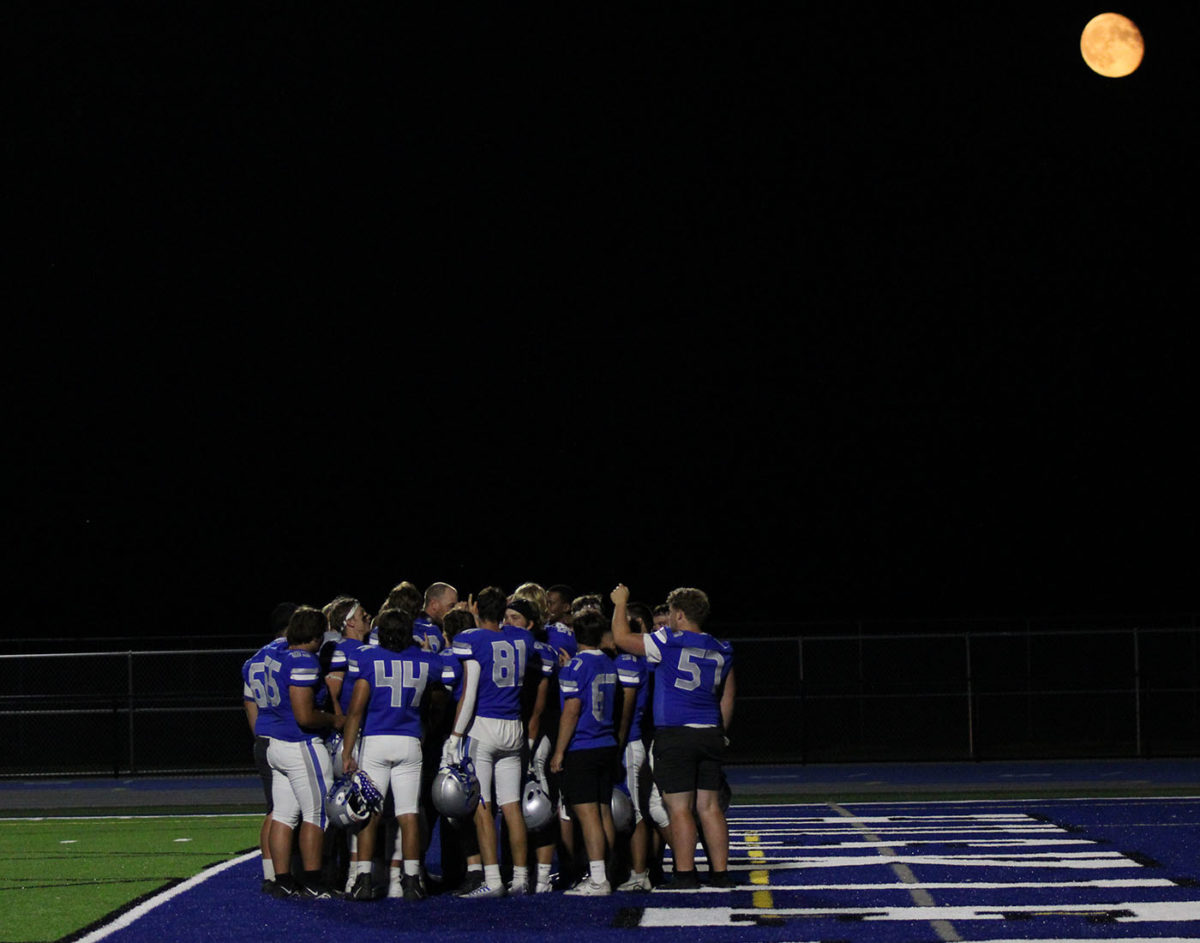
[75,795,1200,943]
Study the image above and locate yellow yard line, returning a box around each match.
[745,831,774,908]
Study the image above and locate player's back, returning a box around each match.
[453,624,539,721]
[353,644,441,737]
[645,628,733,728]
[255,647,322,740]
[559,649,618,751]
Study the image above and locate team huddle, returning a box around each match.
[241,581,736,900]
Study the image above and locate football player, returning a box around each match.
[370,583,420,646]
[342,607,445,900]
[256,606,345,898]
[435,606,485,893]
[321,597,374,892]
[506,590,561,893]
[241,602,294,891]
[549,608,619,896]
[445,586,541,898]
[610,584,735,889]
[545,584,575,629]
[613,601,654,891]
[416,582,460,653]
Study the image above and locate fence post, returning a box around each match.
[966,633,975,760]
[1133,628,1143,757]
[112,699,121,778]
[127,652,136,775]
[798,637,806,764]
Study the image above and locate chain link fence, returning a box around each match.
[2,627,1197,777]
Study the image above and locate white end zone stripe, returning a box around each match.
[73,850,259,943]
[642,902,1200,925]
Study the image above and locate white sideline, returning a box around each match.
[73,850,259,943]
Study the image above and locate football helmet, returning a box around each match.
[610,784,634,832]
[325,770,383,829]
[521,777,554,830]
[433,757,481,819]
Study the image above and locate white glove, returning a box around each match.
[441,734,463,768]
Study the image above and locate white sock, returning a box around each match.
[484,864,502,888]
[357,860,372,876]
[589,860,605,884]
[262,857,275,880]
[512,865,528,887]
[537,862,552,885]
[404,859,420,877]
[389,865,401,886]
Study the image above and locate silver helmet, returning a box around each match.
[611,785,634,832]
[433,758,481,819]
[521,778,554,830]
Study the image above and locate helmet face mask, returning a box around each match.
[325,771,383,829]
[433,757,481,819]
[521,778,553,830]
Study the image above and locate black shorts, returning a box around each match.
[253,736,273,812]
[652,726,725,795]
[562,745,618,807]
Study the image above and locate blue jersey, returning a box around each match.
[336,638,373,715]
[323,633,349,676]
[242,637,288,721]
[413,615,444,653]
[643,627,733,728]
[558,649,618,752]
[453,624,540,721]
[315,631,347,711]
[349,644,442,738]
[249,646,323,741]
[368,619,443,653]
[615,652,650,742]
[439,649,464,701]
[533,640,559,681]
[546,621,577,659]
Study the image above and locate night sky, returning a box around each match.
[9,5,1198,637]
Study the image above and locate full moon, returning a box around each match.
[1080,13,1144,77]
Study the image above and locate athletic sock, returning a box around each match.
[484,864,502,888]
[262,858,275,880]
[403,859,421,877]
[537,863,552,885]
[589,860,605,884]
[512,865,528,887]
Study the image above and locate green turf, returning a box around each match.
[0,815,259,943]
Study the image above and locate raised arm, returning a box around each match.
[609,584,646,656]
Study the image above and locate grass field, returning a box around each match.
[0,815,259,943]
